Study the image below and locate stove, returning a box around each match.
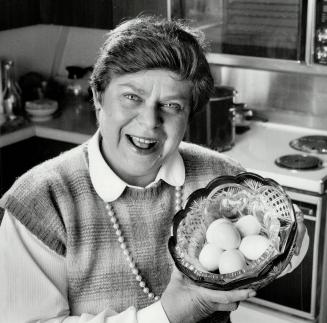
[290,135,327,154]
[274,135,327,171]
[224,122,327,322]
[224,122,327,194]
[275,154,323,170]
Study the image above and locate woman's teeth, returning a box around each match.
[129,135,158,149]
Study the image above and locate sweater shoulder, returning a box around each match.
[179,141,244,175]
[179,141,246,198]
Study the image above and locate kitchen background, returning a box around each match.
[1,1,327,323]
[1,1,327,127]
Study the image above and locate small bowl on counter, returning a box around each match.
[25,99,58,122]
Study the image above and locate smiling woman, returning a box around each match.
[95,69,193,187]
[0,15,307,323]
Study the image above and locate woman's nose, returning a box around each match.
[137,103,162,128]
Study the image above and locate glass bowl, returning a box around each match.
[168,172,297,291]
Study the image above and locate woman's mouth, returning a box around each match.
[127,135,159,150]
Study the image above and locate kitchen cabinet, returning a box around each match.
[0,0,114,30]
[0,137,76,196]
[41,0,167,29]
[171,0,306,61]
[112,0,167,27]
[256,218,315,313]
[0,0,40,30]
[40,0,114,29]
[0,0,167,31]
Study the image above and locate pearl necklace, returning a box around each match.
[105,185,183,301]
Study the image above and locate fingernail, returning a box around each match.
[249,291,256,297]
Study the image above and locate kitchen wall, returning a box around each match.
[1,24,327,119]
[210,65,327,117]
[0,24,108,80]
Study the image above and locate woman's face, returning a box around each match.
[96,69,193,187]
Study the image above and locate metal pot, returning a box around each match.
[208,85,237,152]
[186,85,237,151]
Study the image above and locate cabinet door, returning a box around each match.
[0,0,167,31]
[171,0,307,61]
[40,0,114,29]
[0,137,77,197]
[256,219,315,314]
[0,0,40,30]
[112,0,167,26]
[0,138,35,196]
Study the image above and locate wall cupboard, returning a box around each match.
[0,0,40,30]
[0,0,167,30]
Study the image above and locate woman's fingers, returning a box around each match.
[204,287,256,305]
[172,265,256,304]
[293,203,307,255]
[162,266,257,323]
[215,301,240,312]
[295,221,306,255]
[197,288,255,315]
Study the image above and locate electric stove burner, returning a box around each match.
[275,154,323,170]
[290,135,327,154]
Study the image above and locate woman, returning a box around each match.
[0,16,307,323]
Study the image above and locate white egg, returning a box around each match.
[218,249,246,274]
[239,235,271,260]
[210,217,230,225]
[198,243,224,272]
[235,215,262,237]
[206,220,241,250]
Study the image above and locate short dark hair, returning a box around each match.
[90,15,214,115]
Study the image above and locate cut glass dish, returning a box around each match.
[168,172,297,290]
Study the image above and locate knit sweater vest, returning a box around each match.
[0,140,243,321]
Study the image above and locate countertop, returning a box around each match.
[258,109,327,132]
[225,121,327,194]
[0,106,97,148]
[2,106,327,149]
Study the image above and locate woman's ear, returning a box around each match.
[91,89,102,125]
[91,88,102,111]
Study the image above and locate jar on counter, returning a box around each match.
[209,96,236,152]
[2,60,23,120]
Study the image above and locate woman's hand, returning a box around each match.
[160,267,256,323]
[293,204,307,255]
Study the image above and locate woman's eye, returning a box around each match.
[162,103,183,113]
[124,94,141,102]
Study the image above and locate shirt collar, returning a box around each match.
[88,130,185,202]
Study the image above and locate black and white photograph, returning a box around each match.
[0,1,325,322]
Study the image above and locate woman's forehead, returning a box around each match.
[109,69,193,99]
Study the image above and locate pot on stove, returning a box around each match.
[208,85,237,152]
[186,85,248,152]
